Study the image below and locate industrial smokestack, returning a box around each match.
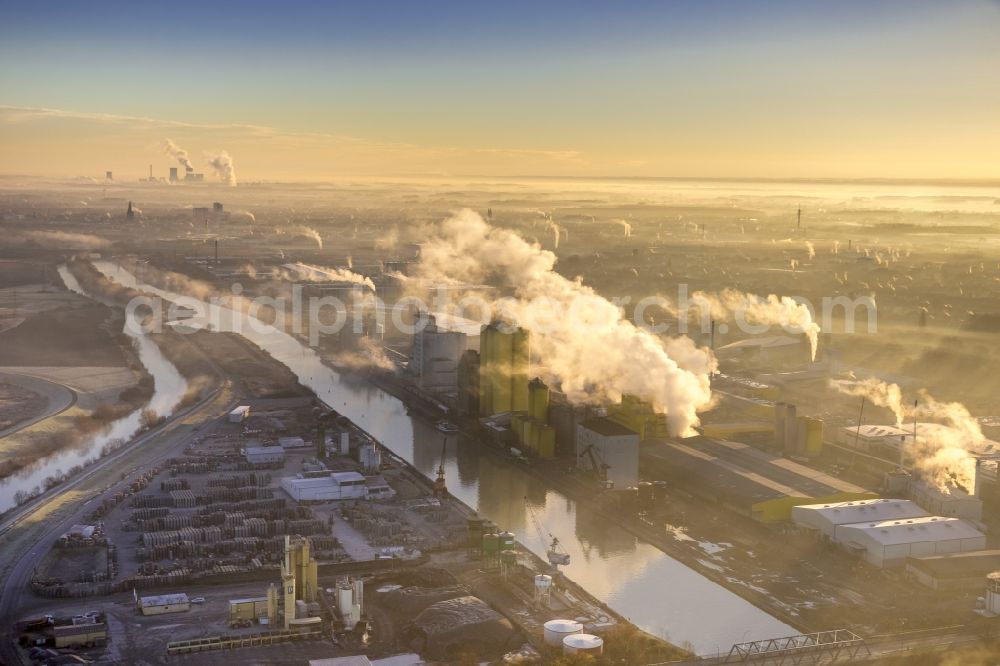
[162,139,194,171]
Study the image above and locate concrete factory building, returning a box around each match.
[792,499,930,539]
[411,313,467,392]
[576,417,639,489]
[835,516,985,568]
[643,436,875,522]
[243,445,285,465]
[138,592,191,616]
[906,550,1000,591]
[281,471,368,502]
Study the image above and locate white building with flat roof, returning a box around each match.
[243,446,285,465]
[792,499,929,539]
[281,471,368,502]
[834,516,985,568]
[229,405,251,423]
[576,418,639,490]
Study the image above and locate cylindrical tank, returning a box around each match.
[352,578,364,611]
[543,619,583,647]
[522,419,535,453]
[653,480,668,502]
[563,634,604,656]
[500,549,517,566]
[337,583,353,619]
[511,414,525,445]
[987,573,1000,614]
[483,532,500,564]
[467,516,486,552]
[529,379,550,422]
[534,574,552,589]
[499,531,515,551]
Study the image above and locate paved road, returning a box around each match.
[0,371,77,439]
[0,377,233,666]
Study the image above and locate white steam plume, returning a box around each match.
[290,225,323,248]
[611,218,632,238]
[21,231,110,249]
[281,263,375,291]
[416,209,716,435]
[831,378,987,491]
[691,289,821,361]
[162,139,193,170]
[805,241,816,259]
[205,150,237,186]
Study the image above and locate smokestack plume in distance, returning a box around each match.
[162,138,193,170]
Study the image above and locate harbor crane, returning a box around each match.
[525,496,571,568]
[578,444,613,489]
[433,437,449,498]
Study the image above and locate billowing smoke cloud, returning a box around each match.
[831,377,987,492]
[162,139,193,170]
[833,377,905,422]
[281,263,375,291]
[416,209,716,435]
[21,230,110,249]
[691,289,821,361]
[290,225,323,248]
[205,150,237,186]
[611,218,632,238]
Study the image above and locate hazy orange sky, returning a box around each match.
[1,1,998,182]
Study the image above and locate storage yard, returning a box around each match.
[10,393,677,665]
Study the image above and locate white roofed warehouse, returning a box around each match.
[834,516,985,568]
[281,471,368,502]
[792,499,929,539]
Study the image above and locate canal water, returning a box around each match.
[0,267,187,514]
[93,260,795,655]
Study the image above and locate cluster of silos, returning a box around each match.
[479,324,530,416]
[774,402,823,456]
[481,530,515,568]
[543,619,605,654]
[336,577,364,630]
[509,379,557,458]
[359,441,381,473]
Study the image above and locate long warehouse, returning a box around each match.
[643,436,876,522]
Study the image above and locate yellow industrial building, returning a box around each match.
[510,379,556,458]
[607,394,669,440]
[479,324,530,416]
[260,535,320,629]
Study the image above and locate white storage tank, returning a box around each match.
[337,584,353,619]
[987,572,1000,614]
[563,633,604,656]
[543,619,583,647]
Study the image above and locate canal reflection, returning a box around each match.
[0,267,187,514]
[93,261,795,655]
